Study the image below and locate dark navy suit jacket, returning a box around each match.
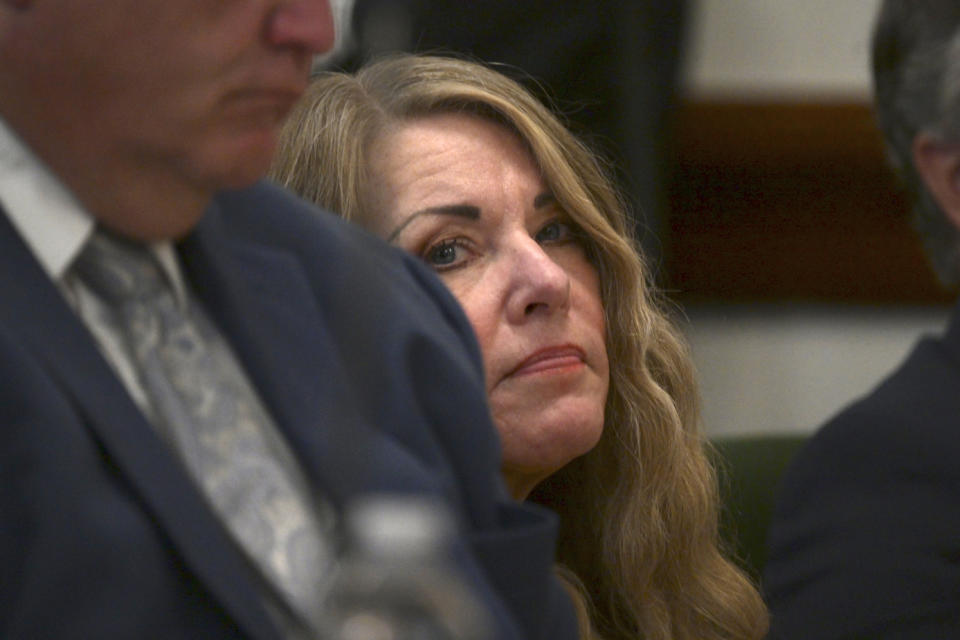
[0,182,576,640]
[764,302,960,639]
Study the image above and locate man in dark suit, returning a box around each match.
[0,1,576,639]
[764,2,960,637]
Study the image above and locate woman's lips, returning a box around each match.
[508,345,586,377]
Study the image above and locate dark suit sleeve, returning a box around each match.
[764,339,960,639]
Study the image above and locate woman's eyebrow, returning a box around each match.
[387,204,480,242]
[533,192,556,209]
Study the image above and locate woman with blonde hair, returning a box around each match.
[270,53,767,640]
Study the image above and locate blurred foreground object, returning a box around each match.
[327,495,493,640]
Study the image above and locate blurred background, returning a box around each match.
[323,0,955,437]
[671,0,951,437]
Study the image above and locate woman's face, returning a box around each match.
[366,112,609,499]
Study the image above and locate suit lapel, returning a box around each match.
[0,213,282,640]
[179,190,480,508]
[178,204,376,510]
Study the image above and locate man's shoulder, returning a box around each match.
[208,182,453,304]
[202,180,482,366]
[769,335,956,506]
[764,319,960,640]
[800,328,960,472]
[209,181,376,252]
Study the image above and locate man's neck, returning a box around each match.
[69,158,212,242]
[50,140,214,241]
[0,106,211,242]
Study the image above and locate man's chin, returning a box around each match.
[206,140,277,191]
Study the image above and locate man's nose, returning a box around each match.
[267,0,337,55]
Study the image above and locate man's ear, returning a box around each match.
[913,132,960,231]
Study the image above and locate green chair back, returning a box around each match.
[710,434,808,581]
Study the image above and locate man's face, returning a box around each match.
[2,0,334,200]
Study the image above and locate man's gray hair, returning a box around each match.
[873,0,960,285]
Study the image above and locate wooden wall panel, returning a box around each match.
[665,101,955,304]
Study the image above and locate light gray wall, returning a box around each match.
[683,0,880,100]
[681,305,951,436]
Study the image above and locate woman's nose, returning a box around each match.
[505,237,571,322]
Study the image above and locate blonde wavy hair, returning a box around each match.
[270,54,768,640]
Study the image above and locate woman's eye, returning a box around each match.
[535,220,574,244]
[424,239,469,270]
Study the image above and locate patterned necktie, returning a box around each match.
[73,229,333,635]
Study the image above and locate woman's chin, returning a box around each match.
[500,423,604,500]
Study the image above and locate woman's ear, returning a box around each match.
[913,132,960,231]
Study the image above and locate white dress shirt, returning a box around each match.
[0,117,185,419]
